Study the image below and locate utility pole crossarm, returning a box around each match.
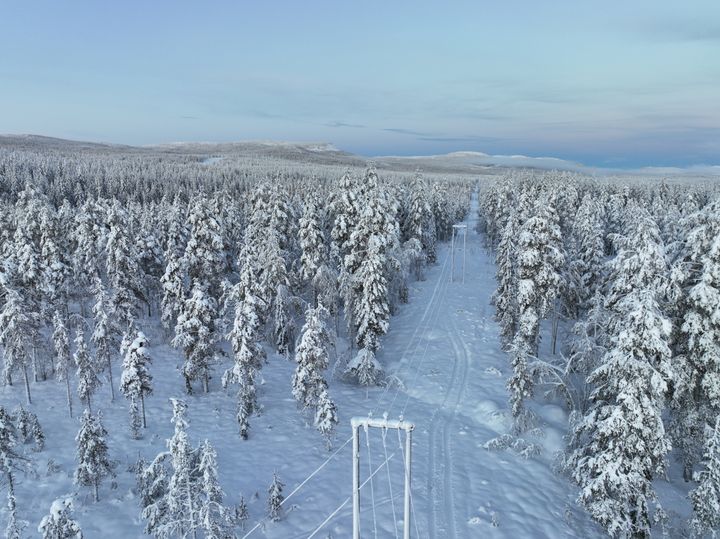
[351,416,415,431]
[351,415,415,539]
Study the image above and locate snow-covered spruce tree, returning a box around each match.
[492,206,519,350]
[75,410,112,503]
[314,387,338,448]
[569,194,606,311]
[674,233,720,480]
[105,201,145,325]
[72,199,102,300]
[139,453,170,537]
[90,277,116,402]
[666,200,720,478]
[262,226,297,355]
[234,496,248,531]
[272,282,298,357]
[292,304,331,409]
[14,405,44,451]
[604,205,668,327]
[339,168,385,342]
[506,200,565,423]
[567,288,672,538]
[0,407,22,539]
[172,282,218,394]
[38,498,82,539]
[268,185,297,257]
[11,198,44,338]
[160,245,185,331]
[120,330,153,438]
[431,182,452,241]
[267,472,285,522]
[198,440,233,538]
[74,327,100,414]
[521,200,566,352]
[299,194,327,296]
[689,417,720,537]
[183,196,226,297]
[223,256,266,440]
[404,174,436,264]
[53,310,74,418]
[506,337,535,431]
[39,206,71,317]
[330,170,359,253]
[345,235,389,386]
[161,399,201,539]
[0,285,39,405]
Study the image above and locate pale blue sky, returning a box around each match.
[1,0,719,167]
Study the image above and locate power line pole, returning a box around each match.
[351,416,415,539]
[450,224,467,283]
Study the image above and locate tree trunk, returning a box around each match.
[31,346,39,382]
[107,354,115,402]
[22,365,32,405]
[203,373,209,394]
[66,378,73,418]
[551,311,559,356]
[94,479,99,502]
[141,392,147,428]
[87,395,92,415]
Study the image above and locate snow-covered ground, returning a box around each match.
[1,195,605,538]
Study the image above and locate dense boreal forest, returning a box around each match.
[0,147,472,537]
[480,173,720,538]
[1,143,719,537]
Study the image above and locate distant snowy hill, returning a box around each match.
[374,150,586,174]
[2,135,719,176]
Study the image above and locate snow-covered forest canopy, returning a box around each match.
[0,143,473,537]
[1,140,719,538]
[480,173,720,538]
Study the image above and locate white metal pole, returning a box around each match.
[403,427,413,539]
[450,228,455,283]
[352,425,360,539]
[462,226,467,284]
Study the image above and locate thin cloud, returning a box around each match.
[326,121,366,128]
[383,127,434,137]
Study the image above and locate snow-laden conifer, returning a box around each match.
[300,194,327,289]
[292,304,331,409]
[75,410,112,502]
[314,388,338,448]
[0,285,39,404]
[492,206,519,349]
[90,277,116,402]
[689,417,720,537]
[198,440,233,538]
[105,201,144,327]
[14,405,44,451]
[160,246,185,330]
[162,399,201,538]
[346,235,388,386]
[53,310,74,417]
[74,327,100,414]
[38,498,82,539]
[223,254,265,439]
[120,330,153,438]
[267,473,284,522]
[172,283,218,394]
[568,288,672,537]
